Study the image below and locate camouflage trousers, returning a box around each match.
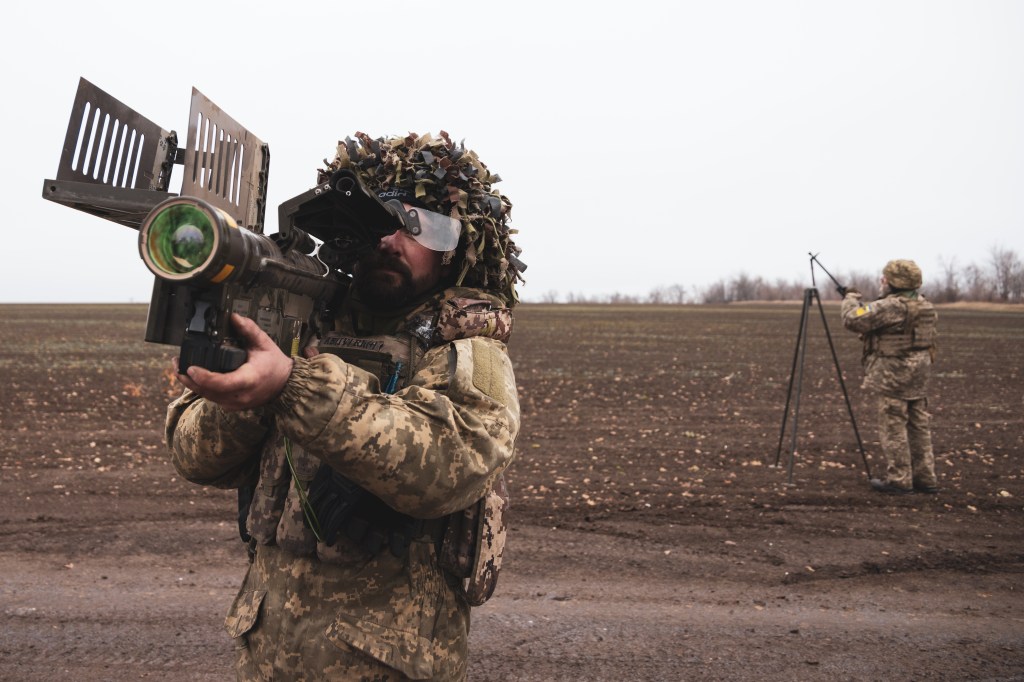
[877,395,937,490]
[226,544,469,682]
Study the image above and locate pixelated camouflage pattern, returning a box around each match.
[873,300,937,357]
[226,544,468,681]
[840,291,937,400]
[167,286,519,681]
[883,259,923,290]
[434,296,513,344]
[842,290,939,489]
[877,395,937,490]
[248,434,290,547]
[317,330,420,394]
[439,498,476,578]
[266,332,518,518]
[165,395,264,487]
[464,474,510,605]
[437,470,508,604]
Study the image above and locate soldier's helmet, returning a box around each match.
[883,259,923,290]
[319,132,525,306]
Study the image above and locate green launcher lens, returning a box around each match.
[146,204,215,275]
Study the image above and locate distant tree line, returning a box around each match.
[535,246,1023,305]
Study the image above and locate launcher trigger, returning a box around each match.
[185,300,216,335]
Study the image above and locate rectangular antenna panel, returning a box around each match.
[182,89,268,233]
[43,77,176,228]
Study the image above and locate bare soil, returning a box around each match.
[1,302,1022,681]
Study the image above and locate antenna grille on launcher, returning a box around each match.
[55,78,170,192]
[43,78,268,233]
[182,89,266,232]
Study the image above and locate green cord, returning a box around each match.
[284,436,324,544]
[281,329,325,544]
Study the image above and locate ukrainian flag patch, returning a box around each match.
[854,305,871,317]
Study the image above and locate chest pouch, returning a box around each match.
[319,332,416,389]
[439,473,510,606]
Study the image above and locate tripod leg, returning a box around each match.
[775,289,812,467]
[812,289,873,479]
[787,289,813,484]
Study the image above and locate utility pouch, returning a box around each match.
[434,297,513,344]
[439,473,510,606]
[237,484,256,544]
[306,464,365,546]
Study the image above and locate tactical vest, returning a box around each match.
[245,287,514,604]
[866,297,937,357]
[320,286,513,392]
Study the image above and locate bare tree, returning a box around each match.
[647,286,666,304]
[665,284,687,304]
[731,272,759,301]
[608,292,640,304]
[540,244,1023,304]
[932,256,960,303]
[1012,269,1024,303]
[989,246,1022,302]
[766,278,803,301]
[961,263,992,301]
[565,291,590,304]
[700,280,729,304]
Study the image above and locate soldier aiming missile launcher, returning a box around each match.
[43,78,407,372]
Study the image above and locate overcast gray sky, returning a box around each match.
[4,0,1022,303]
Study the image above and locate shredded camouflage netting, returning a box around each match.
[320,131,525,306]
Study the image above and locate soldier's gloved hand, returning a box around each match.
[836,285,848,296]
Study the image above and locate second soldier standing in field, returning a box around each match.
[840,259,940,495]
[839,258,937,491]
[166,132,524,681]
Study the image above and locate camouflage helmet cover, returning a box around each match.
[320,131,525,306]
[883,259,923,290]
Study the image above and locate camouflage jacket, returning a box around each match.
[165,286,519,680]
[841,290,937,400]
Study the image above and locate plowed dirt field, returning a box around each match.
[1,302,1021,681]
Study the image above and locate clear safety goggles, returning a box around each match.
[385,200,462,252]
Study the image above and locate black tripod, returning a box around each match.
[773,254,871,484]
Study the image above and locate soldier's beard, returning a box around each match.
[352,252,419,310]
